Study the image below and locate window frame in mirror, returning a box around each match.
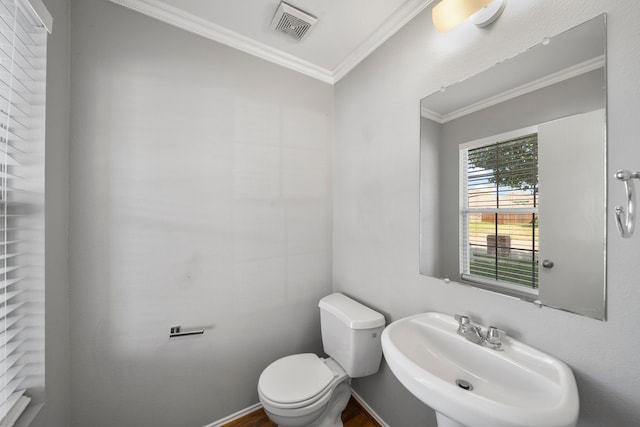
[459,126,540,299]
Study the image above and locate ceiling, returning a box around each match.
[107,0,434,84]
[421,14,606,123]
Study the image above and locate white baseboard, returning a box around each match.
[203,402,262,427]
[203,391,389,427]
[350,390,391,427]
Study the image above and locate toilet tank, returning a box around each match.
[318,293,385,378]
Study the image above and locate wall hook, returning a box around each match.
[614,169,640,238]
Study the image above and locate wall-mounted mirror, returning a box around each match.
[419,15,607,320]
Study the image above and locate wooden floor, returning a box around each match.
[222,396,382,427]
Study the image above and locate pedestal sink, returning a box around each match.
[381,313,579,427]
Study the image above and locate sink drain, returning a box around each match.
[455,379,473,391]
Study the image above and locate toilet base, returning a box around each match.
[265,381,352,427]
[314,380,351,427]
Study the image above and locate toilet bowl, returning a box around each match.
[257,293,385,427]
[258,355,351,427]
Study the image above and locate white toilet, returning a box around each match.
[257,293,385,427]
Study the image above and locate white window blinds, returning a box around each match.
[460,132,539,294]
[0,0,49,424]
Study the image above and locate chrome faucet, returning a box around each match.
[454,314,505,351]
[454,314,484,344]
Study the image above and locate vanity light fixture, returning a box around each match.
[432,0,507,33]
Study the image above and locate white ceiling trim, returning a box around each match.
[108,0,433,85]
[422,55,606,123]
[333,0,434,82]
[109,0,334,83]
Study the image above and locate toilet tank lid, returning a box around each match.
[319,293,385,329]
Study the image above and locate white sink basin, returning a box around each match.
[381,313,579,427]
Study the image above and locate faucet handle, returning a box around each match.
[485,326,506,351]
[454,314,470,326]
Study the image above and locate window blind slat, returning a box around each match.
[0,328,24,348]
[1,239,24,245]
[0,95,29,123]
[0,21,37,60]
[0,366,23,393]
[0,85,32,112]
[0,123,27,143]
[11,0,43,42]
[0,108,26,128]
[9,10,38,47]
[0,42,35,82]
[0,26,39,77]
[0,70,33,98]
[0,315,22,334]
[0,2,16,21]
[0,252,19,261]
[0,119,24,143]
[0,354,22,376]
[0,59,33,88]
[0,265,21,275]
[0,341,23,363]
[0,184,30,194]
[0,278,21,290]
[464,208,539,214]
[0,171,19,180]
[0,289,21,305]
[0,150,20,165]
[0,303,25,320]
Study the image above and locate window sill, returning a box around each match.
[460,273,539,302]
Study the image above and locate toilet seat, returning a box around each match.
[258,354,336,409]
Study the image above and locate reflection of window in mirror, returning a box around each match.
[419,15,607,319]
[459,127,539,298]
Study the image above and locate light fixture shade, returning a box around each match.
[432,0,493,32]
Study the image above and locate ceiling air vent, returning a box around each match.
[271,1,317,42]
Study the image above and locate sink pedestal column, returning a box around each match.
[436,412,466,427]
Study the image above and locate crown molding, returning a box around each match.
[422,55,605,123]
[109,0,334,83]
[332,0,435,82]
[108,0,434,85]
[421,105,443,123]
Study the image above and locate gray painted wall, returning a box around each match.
[69,1,333,426]
[334,1,640,426]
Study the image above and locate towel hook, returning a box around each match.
[614,169,640,238]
